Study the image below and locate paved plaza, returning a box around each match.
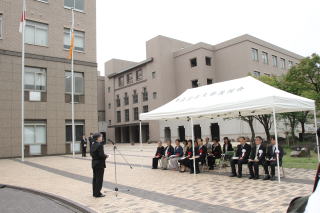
[0,144,316,213]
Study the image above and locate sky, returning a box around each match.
[96,0,320,75]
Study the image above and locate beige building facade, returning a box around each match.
[104,34,303,143]
[0,0,98,158]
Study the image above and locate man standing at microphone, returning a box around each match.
[91,133,108,198]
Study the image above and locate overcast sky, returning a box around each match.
[96,0,320,75]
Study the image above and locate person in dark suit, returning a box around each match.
[263,136,284,181]
[248,136,266,179]
[168,139,184,170]
[223,137,234,153]
[179,140,193,172]
[91,133,108,198]
[80,135,87,157]
[152,141,164,169]
[207,138,222,170]
[189,140,200,174]
[88,133,94,152]
[161,140,174,170]
[230,136,251,178]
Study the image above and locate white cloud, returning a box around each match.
[97,0,320,75]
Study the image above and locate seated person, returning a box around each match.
[179,140,193,172]
[263,136,284,181]
[207,138,222,170]
[182,140,188,153]
[161,140,174,170]
[230,136,251,178]
[168,139,184,170]
[189,140,200,174]
[152,141,164,169]
[248,136,266,179]
[197,138,207,165]
[223,137,233,152]
[204,137,212,151]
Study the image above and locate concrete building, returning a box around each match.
[104,34,303,143]
[0,0,98,158]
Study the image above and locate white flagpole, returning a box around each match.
[21,0,26,162]
[71,8,75,158]
[272,107,281,183]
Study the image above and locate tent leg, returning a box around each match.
[139,121,142,152]
[190,118,196,176]
[313,109,320,162]
[272,108,281,184]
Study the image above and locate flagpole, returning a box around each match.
[21,0,26,162]
[71,8,75,158]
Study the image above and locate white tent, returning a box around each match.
[139,76,319,182]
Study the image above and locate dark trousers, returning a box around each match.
[179,158,191,167]
[230,159,248,175]
[92,167,104,196]
[264,161,279,176]
[189,159,200,174]
[82,147,86,157]
[152,157,160,169]
[248,160,265,177]
[207,156,219,169]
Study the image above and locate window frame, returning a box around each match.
[143,105,148,113]
[127,72,133,84]
[64,0,85,12]
[133,90,138,104]
[153,92,157,99]
[65,120,85,142]
[190,58,197,67]
[136,70,143,81]
[253,71,261,77]
[251,48,259,61]
[64,71,85,95]
[24,121,47,145]
[118,76,124,87]
[280,58,286,69]
[191,79,198,88]
[125,109,130,122]
[261,51,268,64]
[0,14,3,39]
[288,60,293,69]
[133,107,139,121]
[205,56,212,66]
[64,28,85,52]
[25,20,48,46]
[272,55,278,67]
[142,87,148,101]
[116,111,121,123]
[207,78,213,85]
[24,66,47,92]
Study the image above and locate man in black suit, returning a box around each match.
[263,136,284,181]
[230,136,251,178]
[91,133,108,198]
[161,140,174,170]
[152,141,164,169]
[248,136,266,179]
[80,135,87,157]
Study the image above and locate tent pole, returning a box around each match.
[139,120,142,151]
[313,108,320,162]
[272,107,281,183]
[190,117,196,175]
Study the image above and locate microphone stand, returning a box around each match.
[108,139,133,197]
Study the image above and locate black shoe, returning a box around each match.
[255,176,260,180]
[229,173,237,177]
[237,174,242,178]
[94,194,105,198]
[209,167,214,170]
[270,176,276,181]
[263,175,270,180]
[248,176,254,179]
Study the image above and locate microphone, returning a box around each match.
[108,139,115,145]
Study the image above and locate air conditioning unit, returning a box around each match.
[29,91,41,101]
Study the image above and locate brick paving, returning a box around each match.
[0,144,316,213]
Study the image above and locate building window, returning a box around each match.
[125,109,129,122]
[288,60,293,69]
[262,52,268,64]
[153,92,157,99]
[190,58,197,67]
[142,87,148,101]
[264,73,270,77]
[25,20,48,46]
[107,87,111,93]
[133,90,138,103]
[0,14,3,39]
[124,92,129,105]
[116,95,120,107]
[64,28,85,51]
[98,111,105,121]
[251,48,258,61]
[64,72,84,103]
[152,72,156,79]
[65,72,84,95]
[272,55,278,67]
[205,57,211,66]
[136,70,143,81]
[191,79,198,88]
[36,0,48,3]
[64,0,84,11]
[108,103,111,109]
[65,120,84,142]
[24,67,46,91]
[133,107,139,120]
[24,120,46,145]
[127,72,133,84]
[280,58,286,69]
[207,79,213,85]
[116,111,121,123]
[118,76,124,87]
[143,105,148,113]
[253,71,261,77]
[108,120,111,125]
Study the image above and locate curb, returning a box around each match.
[0,184,97,213]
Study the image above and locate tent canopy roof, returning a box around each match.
[140,76,315,121]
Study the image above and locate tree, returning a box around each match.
[296,111,309,141]
[240,116,255,144]
[279,112,299,143]
[254,114,273,142]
